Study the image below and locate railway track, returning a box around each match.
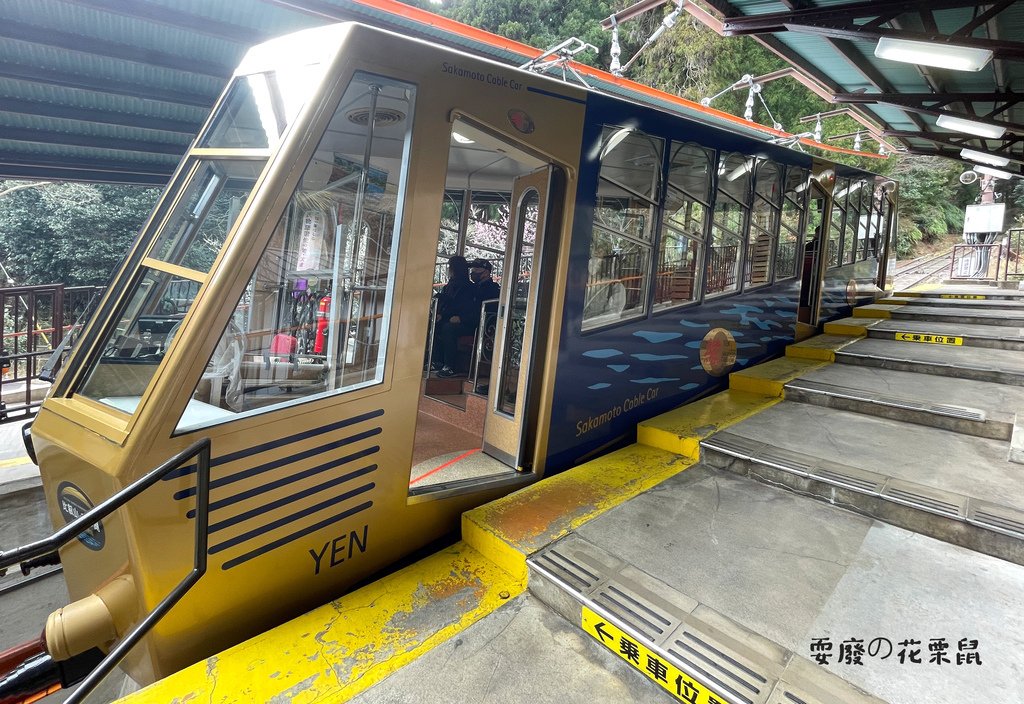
[894,248,954,290]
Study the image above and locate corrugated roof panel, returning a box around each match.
[0,113,191,148]
[0,39,225,99]
[4,0,241,71]
[0,79,208,125]
[144,0,320,36]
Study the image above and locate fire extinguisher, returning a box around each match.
[313,293,331,354]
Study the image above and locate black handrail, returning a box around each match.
[0,438,211,704]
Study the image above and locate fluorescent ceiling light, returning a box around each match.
[936,114,1006,139]
[960,148,1010,167]
[974,165,1014,180]
[874,37,992,72]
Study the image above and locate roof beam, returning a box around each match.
[834,93,1024,135]
[722,2,1024,61]
[885,130,1024,164]
[835,91,1024,107]
[0,98,202,135]
[721,1,1002,33]
[0,153,174,174]
[0,127,188,156]
[903,146,1023,176]
[0,18,232,78]
[0,163,171,186]
[0,64,217,109]
[694,1,928,138]
[824,37,929,131]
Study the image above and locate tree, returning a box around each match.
[0,180,159,286]
[890,157,968,256]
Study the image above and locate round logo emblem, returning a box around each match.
[699,328,737,377]
[846,279,858,306]
[507,109,535,134]
[57,482,105,551]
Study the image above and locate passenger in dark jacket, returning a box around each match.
[433,256,477,376]
[469,258,500,304]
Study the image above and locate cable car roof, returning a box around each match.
[1,0,1020,185]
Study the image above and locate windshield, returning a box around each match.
[74,158,265,413]
[200,65,325,150]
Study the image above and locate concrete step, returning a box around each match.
[525,466,1024,703]
[855,302,1024,327]
[835,337,1024,386]
[824,316,1024,351]
[783,378,1008,440]
[893,288,1024,302]
[699,402,1024,566]
[781,364,1021,441]
[879,296,1024,311]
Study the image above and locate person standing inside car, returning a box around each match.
[432,256,477,377]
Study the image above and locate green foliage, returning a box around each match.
[404,0,622,67]
[887,156,971,256]
[0,180,159,286]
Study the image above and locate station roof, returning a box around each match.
[705,0,1024,177]
[1,0,1022,185]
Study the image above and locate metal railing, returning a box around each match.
[0,438,211,704]
[0,284,104,420]
[424,296,497,390]
[949,243,1004,281]
[1006,229,1024,280]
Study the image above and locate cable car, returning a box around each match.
[21,20,896,687]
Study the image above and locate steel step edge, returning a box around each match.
[528,538,885,704]
[700,431,1024,541]
[784,380,986,423]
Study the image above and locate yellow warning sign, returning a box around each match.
[939,294,986,300]
[894,332,963,345]
[581,606,728,704]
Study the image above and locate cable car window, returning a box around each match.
[746,160,782,287]
[199,65,324,149]
[777,168,808,280]
[583,126,663,330]
[828,178,849,268]
[175,72,416,431]
[656,142,711,309]
[148,160,264,274]
[868,186,885,259]
[707,152,752,296]
[842,180,865,265]
[77,269,200,414]
[858,183,875,261]
[436,190,511,286]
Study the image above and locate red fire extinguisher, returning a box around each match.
[313,293,331,354]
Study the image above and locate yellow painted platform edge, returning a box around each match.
[823,319,877,337]
[120,541,524,704]
[636,389,782,456]
[853,306,892,319]
[728,359,829,398]
[463,443,695,578]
